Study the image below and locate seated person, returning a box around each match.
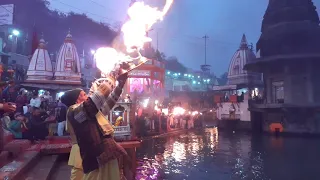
[29,108,51,141]
[8,112,30,139]
[1,113,11,130]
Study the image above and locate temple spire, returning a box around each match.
[257,0,320,57]
[26,32,53,81]
[240,34,248,49]
[38,33,46,49]
[262,0,319,32]
[65,29,73,42]
[54,28,81,84]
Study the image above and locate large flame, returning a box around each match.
[95,48,127,76]
[95,0,174,75]
[122,0,173,52]
[172,107,185,116]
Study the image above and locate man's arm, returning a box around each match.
[72,76,118,123]
[100,78,127,115]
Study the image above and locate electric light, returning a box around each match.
[12,29,20,36]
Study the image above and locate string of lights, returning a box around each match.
[166,70,215,86]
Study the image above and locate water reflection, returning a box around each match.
[136,128,320,180]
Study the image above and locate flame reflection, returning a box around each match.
[205,127,219,151]
[135,127,272,180]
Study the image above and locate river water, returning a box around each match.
[136,128,320,180]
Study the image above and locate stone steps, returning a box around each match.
[20,155,59,180]
[47,155,71,180]
[0,135,71,180]
[0,151,40,180]
[0,135,140,180]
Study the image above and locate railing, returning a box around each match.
[220,114,241,120]
[248,99,264,104]
[114,126,131,136]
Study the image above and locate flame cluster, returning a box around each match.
[95,0,174,75]
[172,107,185,115]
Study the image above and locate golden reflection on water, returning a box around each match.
[136,128,219,179]
[169,141,186,162]
[136,127,315,180]
[206,127,219,151]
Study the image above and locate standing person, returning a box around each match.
[2,83,18,103]
[62,73,129,180]
[56,100,67,136]
[15,89,28,113]
[29,91,41,108]
[29,108,50,141]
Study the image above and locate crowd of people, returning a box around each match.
[136,111,202,137]
[0,86,68,143]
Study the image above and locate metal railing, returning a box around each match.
[114,126,131,136]
[220,114,241,120]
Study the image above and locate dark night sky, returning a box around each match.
[49,0,320,75]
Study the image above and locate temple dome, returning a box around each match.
[54,31,81,84]
[227,34,262,86]
[26,37,53,81]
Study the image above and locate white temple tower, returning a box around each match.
[26,37,53,81]
[227,34,262,87]
[54,31,81,84]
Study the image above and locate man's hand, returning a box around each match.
[117,72,128,85]
[3,103,16,113]
[90,76,116,96]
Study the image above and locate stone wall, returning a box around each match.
[217,120,251,131]
[264,62,314,104]
[260,108,320,134]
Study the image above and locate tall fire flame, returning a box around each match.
[95,0,174,75]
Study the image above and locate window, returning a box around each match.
[233,64,239,75]
[272,81,284,103]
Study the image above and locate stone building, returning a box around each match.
[245,0,320,134]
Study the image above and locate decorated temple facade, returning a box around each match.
[245,0,320,134]
[125,58,165,101]
[22,31,83,98]
[26,38,53,81]
[54,32,81,84]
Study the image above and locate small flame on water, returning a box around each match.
[95,0,174,75]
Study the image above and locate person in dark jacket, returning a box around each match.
[61,73,129,180]
[56,100,67,136]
